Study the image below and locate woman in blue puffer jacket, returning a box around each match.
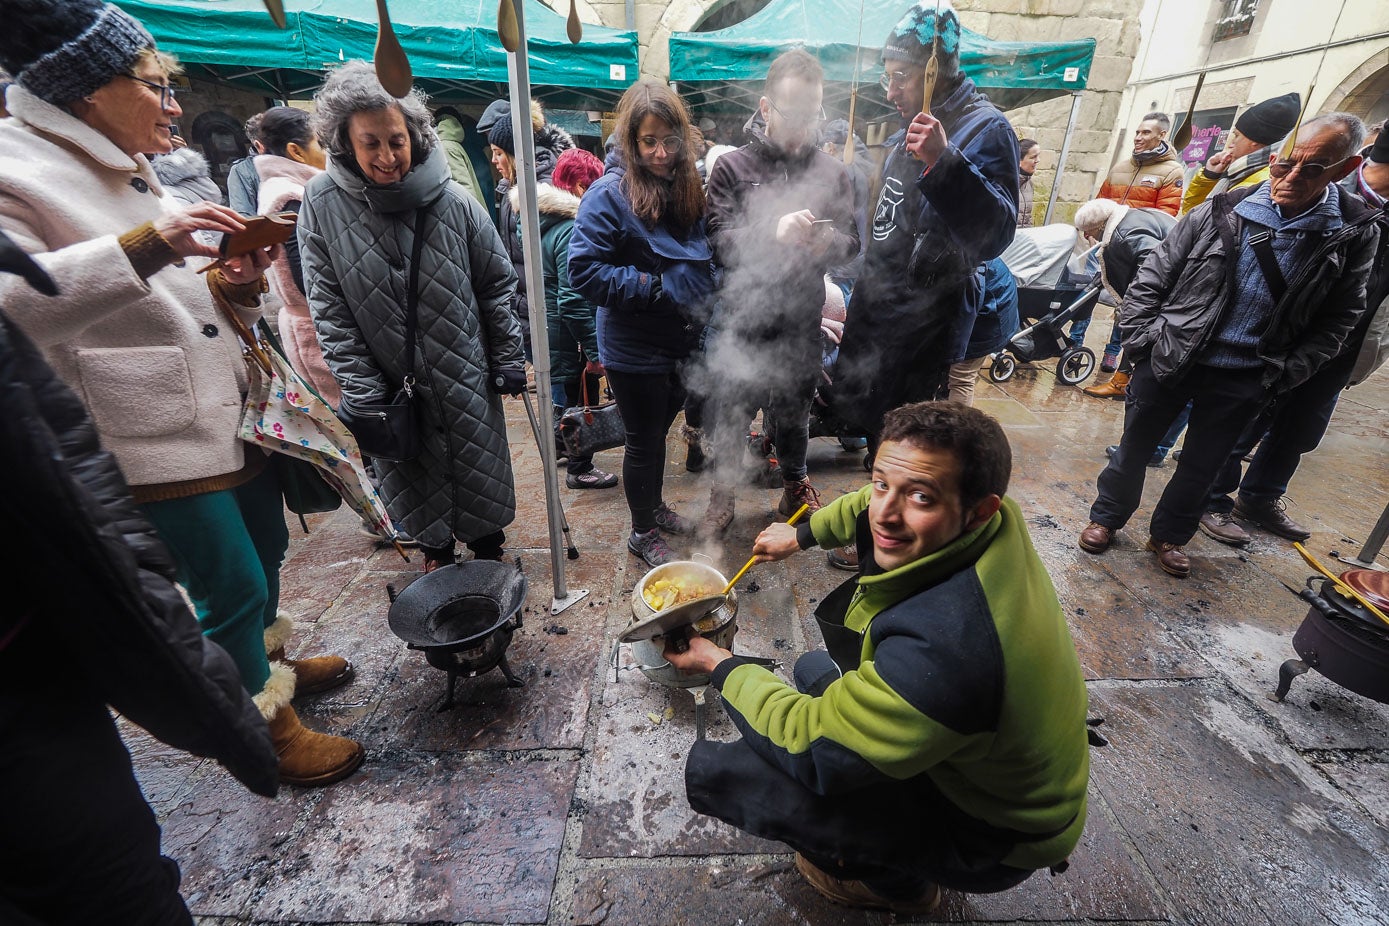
[568,79,715,566]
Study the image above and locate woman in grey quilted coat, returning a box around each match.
[299,62,527,571]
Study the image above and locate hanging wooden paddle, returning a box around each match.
[260,0,286,29]
[1280,83,1317,159]
[374,0,413,98]
[921,0,941,116]
[844,0,866,166]
[566,0,583,43]
[498,0,521,53]
[1172,71,1206,151]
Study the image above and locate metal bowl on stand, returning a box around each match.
[624,559,738,689]
[386,560,528,710]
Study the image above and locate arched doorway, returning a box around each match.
[1322,46,1389,126]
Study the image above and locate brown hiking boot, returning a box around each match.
[793,853,941,914]
[1146,538,1190,577]
[1198,511,1250,546]
[1083,370,1129,399]
[702,487,735,535]
[778,477,822,517]
[827,544,859,571]
[1078,522,1114,554]
[1233,496,1311,541]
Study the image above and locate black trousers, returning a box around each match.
[1090,361,1272,545]
[1206,347,1355,514]
[0,624,192,926]
[606,367,686,533]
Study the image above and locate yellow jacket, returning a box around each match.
[1180,152,1271,214]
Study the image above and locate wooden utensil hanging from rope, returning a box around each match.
[498,0,520,52]
[843,0,866,167]
[260,0,286,29]
[1171,71,1206,151]
[374,0,413,98]
[1280,83,1317,159]
[566,0,583,43]
[921,0,941,116]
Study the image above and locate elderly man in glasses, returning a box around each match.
[827,1,1019,569]
[699,48,859,537]
[1079,113,1379,579]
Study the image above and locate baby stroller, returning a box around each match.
[987,225,1101,387]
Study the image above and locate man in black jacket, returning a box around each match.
[1198,129,1389,545]
[0,231,276,925]
[700,49,859,535]
[1079,113,1379,578]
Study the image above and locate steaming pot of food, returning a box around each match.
[624,558,738,688]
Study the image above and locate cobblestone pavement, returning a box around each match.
[125,309,1389,925]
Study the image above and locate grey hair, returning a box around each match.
[1298,112,1366,162]
[1141,111,1171,132]
[311,60,436,167]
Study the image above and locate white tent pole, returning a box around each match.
[506,0,588,614]
[1043,90,1083,226]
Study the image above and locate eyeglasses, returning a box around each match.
[766,98,826,128]
[124,74,178,110]
[879,68,919,92]
[1268,155,1351,180]
[638,135,683,154]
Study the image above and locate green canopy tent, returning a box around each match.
[668,0,1093,114]
[114,0,638,106]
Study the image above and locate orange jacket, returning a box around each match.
[1097,146,1184,216]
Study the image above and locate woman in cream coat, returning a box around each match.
[0,0,360,786]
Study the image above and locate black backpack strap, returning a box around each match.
[1245,228,1288,303]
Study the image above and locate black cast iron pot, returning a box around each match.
[387,560,528,709]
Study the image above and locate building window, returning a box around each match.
[1212,0,1258,42]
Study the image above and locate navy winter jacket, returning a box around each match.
[567,154,714,374]
[958,257,1020,361]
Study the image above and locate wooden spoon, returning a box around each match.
[374,0,413,98]
[260,0,286,29]
[498,0,520,53]
[566,0,582,44]
[1172,71,1206,151]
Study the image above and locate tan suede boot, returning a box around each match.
[1083,370,1130,399]
[265,613,354,695]
[255,663,364,787]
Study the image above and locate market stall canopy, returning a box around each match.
[113,0,638,104]
[668,0,1094,113]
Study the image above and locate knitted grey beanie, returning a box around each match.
[5,2,154,105]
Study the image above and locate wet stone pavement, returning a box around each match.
[124,308,1389,925]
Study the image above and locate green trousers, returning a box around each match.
[140,465,288,694]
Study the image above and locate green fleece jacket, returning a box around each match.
[711,488,1089,870]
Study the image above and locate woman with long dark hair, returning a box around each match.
[568,80,714,566]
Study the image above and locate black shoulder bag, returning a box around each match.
[337,204,430,462]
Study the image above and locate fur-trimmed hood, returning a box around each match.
[255,153,320,214]
[151,146,212,185]
[508,181,580,223]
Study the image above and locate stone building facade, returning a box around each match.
[1110,0,1389,178]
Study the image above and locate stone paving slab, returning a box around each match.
[247,755,578,924]
[570,861,887,925]
[1313,755,1389,830]
[576,656,782,859]
[1047,553,1204,681]
[932,793,1166,923]
[163,768,301,918]
[1088,683,1389,925]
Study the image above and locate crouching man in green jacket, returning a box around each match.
[665,401,1089,913]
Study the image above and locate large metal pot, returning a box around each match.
[628,559,738,688]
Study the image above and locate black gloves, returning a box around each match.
[491,367,527,396]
